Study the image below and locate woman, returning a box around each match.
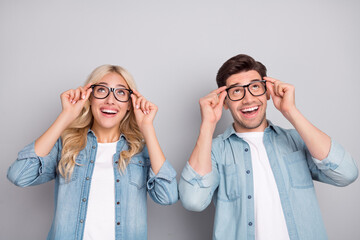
[7,65,178,240]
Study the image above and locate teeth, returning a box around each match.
[242,106,258,112]
[101,109,118,114]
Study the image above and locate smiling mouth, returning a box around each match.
[101,109,118,115]
[240,106,259,116]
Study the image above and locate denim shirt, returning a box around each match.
[179,121,358,240]
[7,130,178,240]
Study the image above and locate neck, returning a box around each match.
[91,126,120,143]
[233,119,268,133]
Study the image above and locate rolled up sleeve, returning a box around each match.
[147,160,178,205]
[179,161,219,212]
[311,139,358,186]
[7,139,60,187]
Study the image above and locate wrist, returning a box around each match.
[200,121,216,137]
[283,107,301,124]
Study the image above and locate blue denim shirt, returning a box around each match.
[179,121,358,240]
[7,130,178,240]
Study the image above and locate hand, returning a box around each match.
[60,83,92,123]
[199,86,227,125]
[131,89,158,132]
[265,77,296,116]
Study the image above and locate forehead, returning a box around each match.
[98,72,129,87]
[226,70,262,86]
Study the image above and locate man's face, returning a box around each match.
[224,70,269,133]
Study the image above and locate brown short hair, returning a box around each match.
[216,54,267,87]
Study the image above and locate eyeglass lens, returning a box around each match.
[92,85,131,102]
[228,81,266,101]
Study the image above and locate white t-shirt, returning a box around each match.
[83,141,117,240]
[236,132,289,240]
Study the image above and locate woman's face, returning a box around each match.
[90,72,131,134]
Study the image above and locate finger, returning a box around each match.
[140,98,147,114]
[136,96,144,110]
[83,87,93,101]
[69,90,75,103]
[131,89,142,98]
[131,94,138,109]
[78,86,87,100]
[277,84,285,97]
[84,82,93,90]
[218,91,227,106]
[73,89,81,103]
[209,94,219,107]
[266,81,276,99]
[211,86,227,95]
[263,76,279,83]
[145,101,151,114]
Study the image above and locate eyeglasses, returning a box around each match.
[226,80,267,101]
[91,84,133,102]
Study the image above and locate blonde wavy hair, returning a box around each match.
[58,65,144,180]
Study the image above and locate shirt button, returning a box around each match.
[115,161,118,164]
[248,222,253,226]
[246,170,250,174]
[92,146,96,149]
[86,177,90,180]
[117,222,120,225]
[83,198,87,202]
[248,195,252,199]
[90,160,94,163]
[116,179,120,182]
[139,161,142,164]
[245,148,249,152]
[80,219,84,223]
[117,201,120,205]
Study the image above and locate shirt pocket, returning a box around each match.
[284,150,314,189]
[218,163,241,201]
[58,152,84,185]
[128,158,150,189]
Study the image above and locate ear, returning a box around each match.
[266,90,271,100]
[223,97,229,110]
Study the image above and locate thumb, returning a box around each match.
[131,94,138,110]
[266,81,276,99]
[83,87,92,101]
[216,91,227,109]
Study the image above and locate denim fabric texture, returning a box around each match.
[179,121,358,240]
[7,130,178,240]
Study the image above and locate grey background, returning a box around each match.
[1,0,359,239]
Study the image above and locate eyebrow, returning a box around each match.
[97,82,127,88]
[228,79,262,88]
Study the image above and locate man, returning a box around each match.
[179,54,358,240]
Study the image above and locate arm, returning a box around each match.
[131,90,178,204]
[189,86,227,175]
[7,84,92,186]
[265,77,330,160]
[266,77,358,185]
[35,83,92,156]
[179,87,227,211]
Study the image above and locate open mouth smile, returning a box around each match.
[100,108,119,117]
[240,106,259,118]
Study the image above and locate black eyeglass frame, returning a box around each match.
[90,84,133,102]
[225,80,267,101]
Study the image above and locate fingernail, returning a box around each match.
[136,105,139,109]
[82,95,85,99]
[73,101,77,104]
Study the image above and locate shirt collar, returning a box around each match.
[221,119,279,140]
[87,128,126,141]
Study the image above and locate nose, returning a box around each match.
[242,87,256,103]
[104,90,116,104]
